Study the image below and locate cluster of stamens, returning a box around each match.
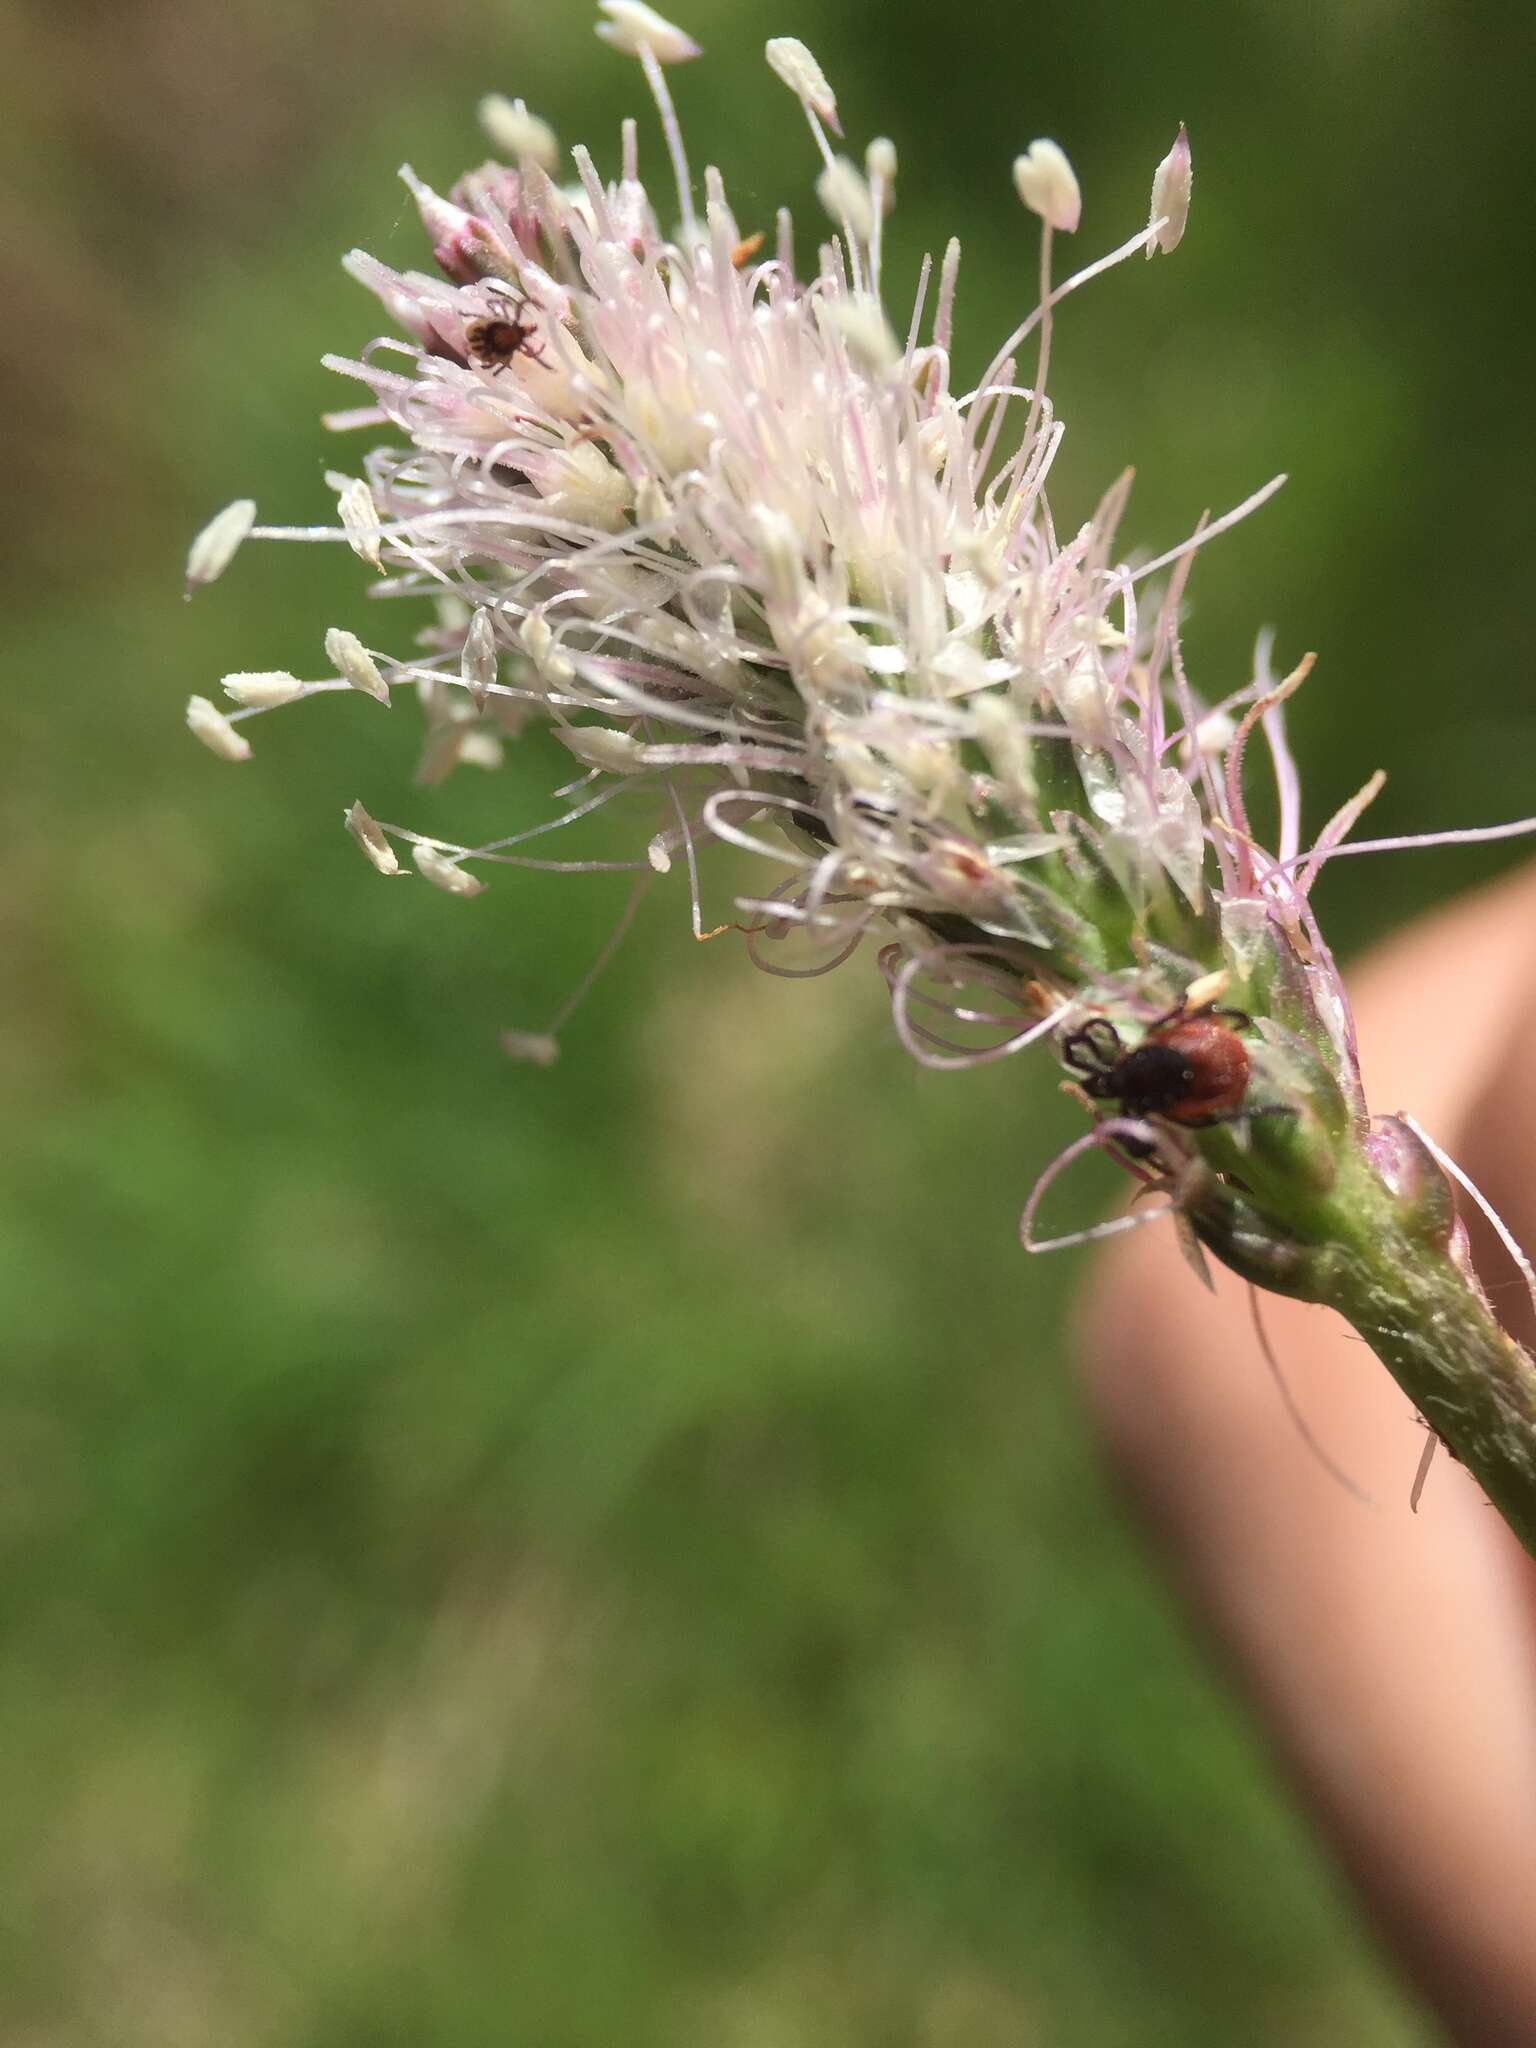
[188,0,1536,1248]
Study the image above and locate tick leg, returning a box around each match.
[1060,1018,1120,1076]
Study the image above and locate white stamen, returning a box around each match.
[344,801,401,875]
[186,695,252,762]
[478,95,560,171]
[325,472,383,568]
[325,627,390,705]
[864,136,896,296]
[221,670,304,709]
[520,609,575,686]
[556,725,646,774]
[1194,709,1236,756]
[815,156,875,244]
[595,1,701,63]
[865,136,897,193]
[461,607,499,709]
[414,844,487,896]
[634,475,672,532]
[764,37,840,132]
[186,499,256,591]
[457,729,506,770]
[751,505,807,608]
[825,295,901,377]
[1013,138,1081,233]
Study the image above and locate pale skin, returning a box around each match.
[1078,864,1536,2045]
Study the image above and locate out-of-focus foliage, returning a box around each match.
[4,0,1530,2038]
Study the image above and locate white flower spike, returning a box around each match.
[189,14,1536,1573]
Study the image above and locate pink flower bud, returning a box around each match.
[398,166,512,284]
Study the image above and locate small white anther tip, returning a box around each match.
[595,1,701,62]
[185,498,257,592]
[764,37,840,133]
[186,695,252,762]
[1013,138,1081,234]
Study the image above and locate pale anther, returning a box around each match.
[222,670,304,709]
[764,37,840,132]
[478,95,560,171]
[815,156,875,244]
[595,1,701,63]
[185,499,256,592]
[461,607,499,710]
[1013,139,1081,233]
[414,845,487,896]
[344,802,401,875]
[325,628,390,705]
[187,695,252,762]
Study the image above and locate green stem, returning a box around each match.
[1322,1234,1536,1556]
[1189,1121,1536,1558]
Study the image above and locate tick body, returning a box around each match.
[1060,1002,1253,1126]
[464,291,545,374]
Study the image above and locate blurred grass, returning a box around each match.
[5,0,1533,2039]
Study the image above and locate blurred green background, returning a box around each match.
[3,0,1531,2040]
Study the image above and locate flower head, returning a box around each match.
[192,17,1408,1221]
[182,9,1536,1562]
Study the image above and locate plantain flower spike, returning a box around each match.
[191,10,1536,1553]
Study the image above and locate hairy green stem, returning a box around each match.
[1189,1121,1536,1557]
[1325,1237,1536,1556]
